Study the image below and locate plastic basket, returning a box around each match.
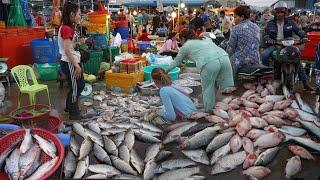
[9,104,51,129]
[0,128,64,180]
[88,12,108,24]
[83,50,104,74]
[87,22,106,34]
[105,70,144,93]
[136,41,151,53]
[143,65,180,81]
[35,63,58,81]
[30,39,59,64]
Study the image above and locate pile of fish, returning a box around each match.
[163,82,320,179]
[0,129,58,180]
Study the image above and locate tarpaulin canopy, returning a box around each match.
[123,0,207,6]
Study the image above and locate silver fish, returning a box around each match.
[265,95,284,102]
[130,149,144,174]
[181,122,215,137]
[254,146,280,166]
[285,134,320,153]
[25,157,58,180]
[114,174,142,180]
[72,123,87,138]
[79,137,93,160]
[19,144,41,179]
[33,134,57,158]
[134,131,161,143]
[157,167,200,180]
[206,131,235,153]
[210,143,231,165]
[213,109,230,119]
[145,143,162,163]
[211,151,246,175]
[101,128,127,136]
[0,140,20,169]
[182,149,210,165]
[20,129,33,154]
[285,156,301,179]
[136,121,162,133]
[63,150,77,178]
[111,155,138,175]
[279,125,307,137]
[155,151,172,162]
[85,128,104,147]
[124,129,135,150]
[85,174,108,179]
[133,128,161,137]
[93,143,111,165]
[5,148,21,180]
[143,160,157,180]
[70,136,80,156]
[73,156,89,179]
[163,122,198,144]
[295,93,314,114]
[119,144,130,163]
[103,136,118,156]
[88,164,121,176]
[296,109,319,122]
[87,123,101,134]
[295,118,320,138]
[113,132,126,147]
[185,175,206,180]
[157,159,196,173]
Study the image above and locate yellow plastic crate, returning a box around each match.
[105,70,144,93]
[87,22,106,34]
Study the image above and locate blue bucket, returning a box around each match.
[0,124,21,138]
[143,65,180,81]
[137,41,151,53]
[115,27,129,39]
[30,38,60,64]
[92,34,107,50]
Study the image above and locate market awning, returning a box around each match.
[123,0,207,7]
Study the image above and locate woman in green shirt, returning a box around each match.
[167,29,235,113]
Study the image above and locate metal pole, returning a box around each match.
[178,0,181,32]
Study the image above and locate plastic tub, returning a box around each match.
[143,65,180,81]
[83,50,104,74]
[30,38,59,64]
[92,34,107,50]
[103,46,120,62]
[35,63,58,81]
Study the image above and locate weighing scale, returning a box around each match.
[0,58,10,86]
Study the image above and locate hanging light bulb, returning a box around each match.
[171,11,177,18]
[180,3,185,9]
[133,10,137,16]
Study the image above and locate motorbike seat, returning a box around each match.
[238,64,273,76]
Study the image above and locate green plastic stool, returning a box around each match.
[11,65,51,107]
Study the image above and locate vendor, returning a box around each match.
[167,29,235,113]
[151,68,196,122]
[138,29,151,41]
[58,2,85,120]
[159,32,179,58]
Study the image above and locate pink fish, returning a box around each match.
[243,152,260,169]
[249,117,268,128]
[246,129,268,141]
[236,118,252,136]
[213,109,229,119]
[284,108,299,120]
[262,115,290,127]
[254,132,284,149]
[230,97,243,105]
[243,99,259,109]
[273,99,293,110]
[288,145,315,161]
[228,103,240,110]
[229,134,242,153]
[260,88,270,97]
[247,93,260,102]
[243,83,256,90]
[256,84,264,94]
[228,109,240,120]
[222,96,234,104]
[242,137,254,153]
[215,102,229,111]
[245,107,260,117]
[263,110,287,119]
[242,90,256,99]
[285,156,301,179]
[264,125,279,133]
[239,110,253,117]
[243,166,271,179]
[205,115,226,123]
[256,97,266,104]
[229,112,249,127]
[266,84,276,95]
[221,127,235,134]
[258,101,274,113]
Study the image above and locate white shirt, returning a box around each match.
[276,22,284,40]
[58,26,81,63]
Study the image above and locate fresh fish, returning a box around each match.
[278,125,306,137]
[229,112,247,126]
[206,131,234,153]
[182,149,210,165]
[113,132,126,147]
[243,151,260,169]
[230,97,243,105]
[244,107,260,117]
[285,135,320,153]
[111,155,137,175]
[249,117,268,128]
[236,118,252,136]
[256,97,266,104]
[205,115,226,123]
[20,129,33,154]
[63,150,77,178]
[260,88,270,97]
[130,149,144,174]
[113,174,141,180]
[87,123,101,134]
[88,164,121,177]
[229,134,242,153]
[243,83,255,90]
[265,95,284,102]
[93,143,111,165]
[213,109,229,119]
[119,144,130,163]
[79,137,93,160]
[228,109,240,120]
[181,122,214,136]
[157,167,200,180]
[155,151,172,162]
[254,146,279,166]
[242,166,271,180]
[33,134,57,158]
[296,109,320,122]
[72,123,87,138]
[0,140,20,169]
[262,115,290,127]
[228,103,240,110]
[266,84,276,95]
[242,90,256,99]
[246,129,268,141]
[103,136,118,156]
[243,99,259,109]
[254,132,284,149]
[264,125,279,133]
[258,101,274,113]
[73,156,89,179]
[179,126,221,150]
[210,143,231,165]
[133,128,160,137]
[135,131,161,143]
[157,159,196,173]
[70,136,80,156]
[185,175,206,180]
[25,157,58,180]
[285,156,301,179]
[145,143,162,163]
[211,151,246,175]
[263,110,287,119]
[5,148,21,180]
[143,160,157,180]
[215,102,228,111]
[242,137,254,153]
[222,96,234,104]
[295,118,320,138]
[282,85,291,99]
[273,99,293,110]
[314,101,320,115]
[288,145,315,161]
[188,112,209,120]
[85,174,109,179]
[295,93,314,114]
[165,122,191,132]
[284,108,299,120]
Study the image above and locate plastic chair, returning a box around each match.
[11,65,51,107]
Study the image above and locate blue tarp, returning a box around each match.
[123,0,206,6]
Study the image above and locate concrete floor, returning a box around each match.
[1,80,320,179]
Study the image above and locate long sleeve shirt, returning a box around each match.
[159,39,179,53]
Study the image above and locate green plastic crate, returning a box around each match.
[83,50,104,74]
[35,63,58,81]
[103,46,120,62]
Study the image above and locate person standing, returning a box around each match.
[142,10,149,26]
[152,11,161,35]
[219,10,232,37]
[58,1,85,120]
[300,11,310,30]
[190,11,204,36]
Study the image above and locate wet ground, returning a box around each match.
[1,79,320,179]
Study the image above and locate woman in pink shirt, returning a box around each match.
[159,32,179,57]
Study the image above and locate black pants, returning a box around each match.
[160,51,178,58]
[60,61,85,116]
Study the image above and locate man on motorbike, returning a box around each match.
[261,1,313,91]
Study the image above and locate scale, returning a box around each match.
[0,58,10,86]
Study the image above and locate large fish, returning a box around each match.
[296,109,319,122]
[143,160,157,180]
[229,134,242,153]
[278,125,307,137]
[84,128,104,147]
[254,132,284,149]
[210,144,231,165]
[246,129,268,141]
[295,93,314,114]
[242,137,254,153]
[111,155,138,175]
[5,148,21,180]
[182,150,210,165]
[134,131,161,143]
[242,166,271,180]
[73,156,89,179]
[285,156,301,179]
[236,118,252,136]
[25,157,57,180]
[124,129,135,150]
[93,143,111,165]
[145,143,162,163]
[249,117,268,128]
[63,150,77,178]
[79,137,93,160]
[288,145,315,161]
[70,136,80,156]
[181,122,215,137]
[20,129,33,154]
[72,123,87,138]
[243,151,260,169]
[254,147,279,166]
[130,149,144,174]
[293,118,320,138]
[156,159,196,173]
[103,136,118,156]
[19,144,41,179]
[273,99,293,110]
[33,134,57,158]
[157,167,200,180]
[258,101,274,113]
[88,164,121,177]
[211,151,246,175]
[0,140,20,169]
[285,135,320,153]
[206,131,234,153]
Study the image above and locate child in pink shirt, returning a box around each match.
[159,32,179,57]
